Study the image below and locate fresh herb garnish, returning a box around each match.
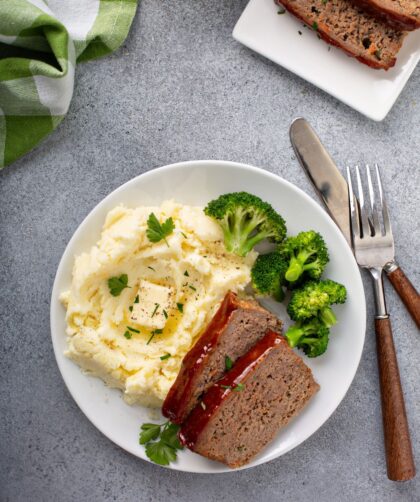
[147,266,156,272]
[146,329,163,345]
[312,21,318,31]
[134,295,139,303]
[146,213,175,246]
[188,285,197,292]
[124,331,132,339]
[181,232,188,239]
[160,353,171,361]
[140,422,183,466]
[151,303,159,318]
[277,7,285,14]
[129,306,133,312]
[163,309,168,319]
[221,383,244,391]
[184,270,189,277]
[107,274,130,296]
[225,355,233,371]
[127,326,140,333]
[176,303,184,313]
[298,30,302,35]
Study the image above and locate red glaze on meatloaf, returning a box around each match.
[162,291,280,424]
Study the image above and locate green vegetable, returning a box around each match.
[287,279,346,326]
[225,355,233,371]
[280,231,329,284]
[251,251,288,301]
[285,319,330,357]
[146,213,175,246]
[140,422,183,466]
[204,192,286,257]
[107,274,130,296]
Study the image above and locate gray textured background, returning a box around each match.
[1,1,419,501]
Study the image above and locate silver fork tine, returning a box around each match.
[366,164,381,236]
[355,165,371,238]
[346,166,360,240]
[375,164,393,238]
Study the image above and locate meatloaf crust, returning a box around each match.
[179,331,319,468]
[351,0,420,31]
[162,291,281,424]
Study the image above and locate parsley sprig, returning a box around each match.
[146,213,175,246]
[139,422,183,465]
[107,274,130,296]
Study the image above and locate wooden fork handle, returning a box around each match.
[375,317,416,481]
[385,265,420,329]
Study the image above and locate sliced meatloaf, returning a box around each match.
[179,331,319,468]
[351,0,420,31]
[162,291,281,424]
[276,0,406,70]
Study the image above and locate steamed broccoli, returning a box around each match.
[251,251,288,301]
[204,192,286,257]
[280,231,329,284]
[285,319,330,358]
[287,279,347,327]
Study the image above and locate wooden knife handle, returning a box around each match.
[386,266,420,329]
[375,317,416,481]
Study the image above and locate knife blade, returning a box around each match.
[289,117,351,246]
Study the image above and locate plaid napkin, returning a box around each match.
[0,0,137,169]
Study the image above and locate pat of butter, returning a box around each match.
[130,280,174,330]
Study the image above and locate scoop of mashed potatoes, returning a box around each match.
[61,200,256,407]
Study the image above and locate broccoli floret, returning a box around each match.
[285,319,330,357]
[204,192,286,257]
[280,231,329,284]
[251,251,288,301]
[287,279,347,327]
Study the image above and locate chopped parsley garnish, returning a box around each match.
[184,270,189,277]
[225,355,233,371]
[124,331,132,339]
[277,7,285,14]
[134,295,139,303]
[181,232,188,239]
[151,303,160,317]
[176,303,184,313]
[221,383,244,391]
[107,274,130,296]
[147,266,155,272]
[140,422,183,466]
[146,329,163,345]
[160,353,171,361]
[129,306,133,312]
[188,284,197,292]
[146,213,175,246]
[312,21,318,31]
[163,309,168,319]
[127,326,140,333]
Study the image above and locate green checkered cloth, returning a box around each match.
[0,0,137,168]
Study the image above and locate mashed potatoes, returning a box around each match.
[61,201,256,407]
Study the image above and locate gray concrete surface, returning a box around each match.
[1,1,419,501]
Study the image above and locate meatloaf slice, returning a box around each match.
[276,0,406,70]
[179,331,319,468]
[351,0,420,31]
[162,291,281,424]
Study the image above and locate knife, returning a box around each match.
[290,117,420,329]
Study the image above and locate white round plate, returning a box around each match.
[51,160,366,473]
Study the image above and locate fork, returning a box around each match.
[347,164,415,481]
